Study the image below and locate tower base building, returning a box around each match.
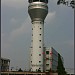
[44,47,58,72]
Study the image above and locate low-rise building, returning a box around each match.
[44,47,63,72]
[1,58,10,71]
[29,46,63,72]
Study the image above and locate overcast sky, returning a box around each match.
[1,0,74,72]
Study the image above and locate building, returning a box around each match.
[28,0,48,72]
[44,47,64,72]
[28,0,64,72]
[44,47,58,72]
[1,58,10,71]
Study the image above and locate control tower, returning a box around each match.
[28,0,48,72]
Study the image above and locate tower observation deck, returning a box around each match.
[28,0,48,3]
[28,0,48,72]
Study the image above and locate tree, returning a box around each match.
[37,69,41,72]
[18,68,23,72]
[57,53,67,75]
[57,0,75,9]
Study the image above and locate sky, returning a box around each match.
[1,0,74,73]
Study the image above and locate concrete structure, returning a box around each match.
[1,71,58,75]
[28,0,64,73]
[1,58,10,71]
[44,47,58,72]
[28,0,48,72]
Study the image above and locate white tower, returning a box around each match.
[28,0,48,72]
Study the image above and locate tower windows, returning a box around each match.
[46,51,49,54]
[31,54,32,56]
[39,34,41,36]
[28,0,48,3]
[46,64,49,66]
[40,28,42,30]
[39,40,41,42]
[31,61,32,63]
[33,0,39,2]
[32,28,33,30]
[39,61,41,63]
[39,46,41,48]
[32,34,33,36]
[39,68,41,69]
[39,54,41,56]
[40,0,43,2]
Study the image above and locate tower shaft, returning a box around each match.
[28,1,48,72]
[31,21,44,71]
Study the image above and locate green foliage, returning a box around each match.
[57,53,67,75]
[18,68,23,72]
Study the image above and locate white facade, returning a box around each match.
[44,47,58,72]
[31,21,44,71]
[28,0,48,72]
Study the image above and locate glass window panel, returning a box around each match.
[33,0,39,2]
[28,0,32,3]
[40,0,44,2]
[46,51,49,54]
